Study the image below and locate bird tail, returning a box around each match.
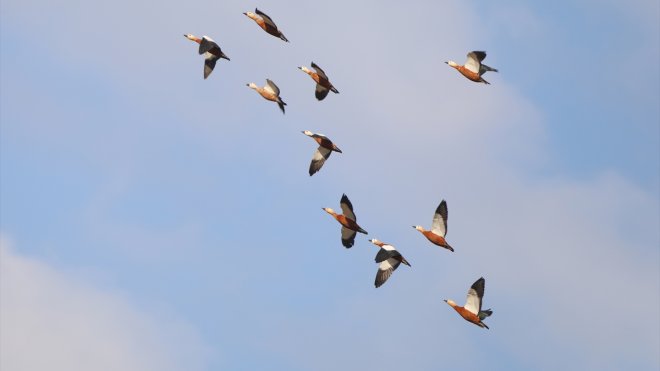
[221,53,230,61]
[280,33,289,42]
[330,86,339,94]
[444,244,455,252]
[481,78,490,85]
[357,227,368,234]
[482,64,498,73]
[479,309,493,320]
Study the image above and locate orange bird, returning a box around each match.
[301,130,342,176]
[298,62,339,101]
[413,200,454,252]
[247,79,287,114]
[445,51,498,84]
[323,194,367,248]
[243,8,289,42]
[368,239,410,288]
[183,34,230,79]
[445,277,493,329]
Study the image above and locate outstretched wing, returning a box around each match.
[311,62,329,80]
[203,58,217,79]
[464,277,485,315]
[431,200,448,237]
[375,258,402,288]
[265,79,280,96]
[309,147,332,176]
[340,194,356,221]
[464,51,486,74]
[255,8,278,28]
[315,84,330,101]
[341,227,356,248]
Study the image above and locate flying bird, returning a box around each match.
[413,200,454,252]
[301,130,342,176]
[445,51,498,84]
[183,34,230,79]
[247,79,287,114]
[323,194,368,248]
[298,62,339,100]
[368,239,410,288]
[243,8,289,42]
[444,277,493,329]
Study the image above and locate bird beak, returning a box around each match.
[443,299,448,303]
[243,12,247,16]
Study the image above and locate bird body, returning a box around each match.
[244,8,289,42]
[369,239,410,288]
[445,277,493,329]
[183,34,229,79]
[298,62,339,100]
[323,194,367,248]
[247,79,287,113]
[446,51,497,84]
[302,131,342,176]
[413,200,454,252]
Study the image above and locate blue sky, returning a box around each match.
[1,0,658,370]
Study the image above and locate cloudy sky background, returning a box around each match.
[1,0,658,370]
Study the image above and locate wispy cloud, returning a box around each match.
[0,236,211,371]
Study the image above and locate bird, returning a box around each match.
[323,194,368,248]
[301,130,342,176]
[298,62,339,100]
[247,79,287,114]
[413,200,454,252]
[368,239,410,288]
[243,8,289,42]
[183,34,230,79]
[444,277,493,329]
[445,51,498,84]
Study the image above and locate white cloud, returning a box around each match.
[0,236,210,371]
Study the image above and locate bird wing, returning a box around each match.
[255,8,278,29]
[431,200,448,237]
[340,194,356,222]
[265,79,280,96]
[199,36,218,55]
[464,51,485,74]
[315,84,330,101]
[311,62,329,80]
[374,246,398,263]
[341,226,356,248]
[464,277,485,315]
[309,147,332,176]
[203,58,217,79]
[375,258,401,288]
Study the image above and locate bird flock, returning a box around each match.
[184,7,498,330]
